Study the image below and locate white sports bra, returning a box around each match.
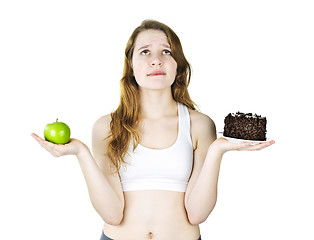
[119,103,193,192]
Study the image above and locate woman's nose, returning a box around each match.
[150,56,163,66]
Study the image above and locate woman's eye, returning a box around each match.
[163,49,171,55]
[141,50,150,55]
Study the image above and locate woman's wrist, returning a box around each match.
[208,138,227,157]
[76,142,90,159]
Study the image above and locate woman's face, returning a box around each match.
[132,29,177,91]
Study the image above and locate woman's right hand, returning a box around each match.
[31,133,87,158]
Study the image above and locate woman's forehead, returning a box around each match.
[134,29,170,49]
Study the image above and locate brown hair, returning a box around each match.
[107,20,197,172]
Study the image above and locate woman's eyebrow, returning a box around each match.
[137,43,171,51]
[162,43,171,49]
[137,45,151,51]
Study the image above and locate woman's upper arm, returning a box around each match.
[185,111,217,199]
[92,114,124,201]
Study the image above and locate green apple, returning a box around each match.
[44,119,71,144]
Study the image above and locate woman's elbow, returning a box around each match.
[101,210,124,226]
[96,204,124,226]
[187,203,216,225]
[188,214,207,226]
[103,213,123,226]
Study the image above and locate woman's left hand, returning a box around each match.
[211,137,275,155]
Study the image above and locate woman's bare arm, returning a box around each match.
[31,114,124,225]
[185,111,275,225]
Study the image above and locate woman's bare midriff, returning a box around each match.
[103,190,200,240]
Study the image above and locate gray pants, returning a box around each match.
[100,232,113,240]
[100,231,202,240]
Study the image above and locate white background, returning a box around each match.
[1,0,313,239]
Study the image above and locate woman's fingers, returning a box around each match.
[31,133,43,142]
[216,137,275,152]
[31,133,67,157]
[32,133,84,157]
[248,140,275,151]
[236,140,275,151]
[31,133,49,148]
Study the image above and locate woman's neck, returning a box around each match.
[139,89,177,119]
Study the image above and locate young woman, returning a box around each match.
[32,20,275,240]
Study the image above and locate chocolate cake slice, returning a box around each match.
[223,112,267,141]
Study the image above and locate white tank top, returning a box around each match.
[119,103,193,192]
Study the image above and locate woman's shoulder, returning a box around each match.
[94,113,112,126]
[188,109,217,146]
[92,114,112,139]
[188,109,216,130]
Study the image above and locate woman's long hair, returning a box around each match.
[107,20,197,172]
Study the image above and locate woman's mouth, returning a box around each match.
[147,71,166,76]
